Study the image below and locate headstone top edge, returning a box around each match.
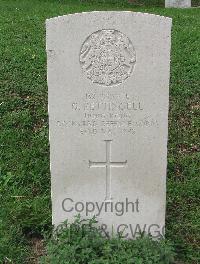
[45,11,172,25]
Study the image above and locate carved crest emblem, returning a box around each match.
[80,29,136,86]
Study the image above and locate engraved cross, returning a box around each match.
[89,140,127,201]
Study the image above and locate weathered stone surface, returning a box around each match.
[165,0,191,8]
[46,11,172,239]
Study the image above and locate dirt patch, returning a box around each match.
[28,237,45,264]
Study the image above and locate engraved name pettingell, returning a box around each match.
[72,101,143,111]
[80,29,136,86]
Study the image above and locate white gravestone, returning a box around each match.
[165,0,191,8]
[46,11,172,239]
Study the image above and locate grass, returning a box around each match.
[0,0,199,263]
[40,216,176,264]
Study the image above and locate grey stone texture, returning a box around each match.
[165,0,191,8]
[46,11,172,238]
